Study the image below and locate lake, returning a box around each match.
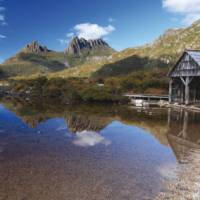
[0,99,200,200]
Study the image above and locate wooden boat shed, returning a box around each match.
[169,50,200,105]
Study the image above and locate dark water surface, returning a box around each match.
[0,100,200,200]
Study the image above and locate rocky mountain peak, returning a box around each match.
[23,41,50,53]
[66,37,112,56]
[88,38,109,48]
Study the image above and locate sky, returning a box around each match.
[0,0,200,62]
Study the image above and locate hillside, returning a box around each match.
[93,20,200,78]
[0,38,114,79]
[0,41,67,78]
[51,20,200,79]
[2,20,200,80]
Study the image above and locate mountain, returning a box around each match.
[93,20,200,78]
[0,38,114,79]
[2,20,200,80]
[0,41,67,78]
[66,37,114,56]
[23,41,51,54]
[52,20,200,79]
[65,37,115,67]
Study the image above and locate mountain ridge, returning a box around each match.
[2,20,200,79]
[0,41,67,78]
[22,41,51,54]
[50,19,200,79]
[0,37,115,78]
[66,37,114,56]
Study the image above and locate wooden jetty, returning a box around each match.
[124,94,169,106]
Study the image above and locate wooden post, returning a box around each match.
[185,77,190,105]
[169,78,173,104]
[182,111,188,139]
[194,88,196,103]
[182,85,185,104]
[180,76,193,105]
[167,108,171,128]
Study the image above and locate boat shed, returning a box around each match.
[169,50,200,105]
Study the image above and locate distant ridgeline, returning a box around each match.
[66,37,114,57]
[0,41,67,78]
[1,19,200,80]
[0,38,114,78]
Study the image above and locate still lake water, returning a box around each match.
[0,100,200,200]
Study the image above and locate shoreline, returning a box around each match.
[157,150,200,200]
[167,103,200,113]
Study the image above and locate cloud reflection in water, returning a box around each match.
[73,130,111,147]
[157,162,178,181]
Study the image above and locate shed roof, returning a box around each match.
[187,50,200,66]
[169,50,200,76]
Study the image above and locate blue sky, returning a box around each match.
[0,0,199,62]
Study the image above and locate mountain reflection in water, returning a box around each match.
[0,98,200,200]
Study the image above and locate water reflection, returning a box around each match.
[167,109,200,163]
[1,98,170,142]
[0,98,200,199]
[1,98,200,160]
[73,131,111,147]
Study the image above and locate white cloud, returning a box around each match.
[58,22,115,45]
[74,23,115,40]
[163,0,200,25]
[0,2,6,27]
[66,32,74,38]
[0,7,5,11]
[0,14,4,21]
[1,21,7,26]
[73,131,111,147]
[163,0,200,13]
[183,13,200,25]
[157,162,177,180]
[0,34,6,39]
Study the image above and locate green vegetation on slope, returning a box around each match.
[93,55,168,78]
[52,20,200,79]
[2,20,200,98]
[104,68,169,95]
[92,21,200,78]
[0,51,67,78]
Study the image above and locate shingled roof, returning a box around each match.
[187,50,200,65]
[169,50,200,76]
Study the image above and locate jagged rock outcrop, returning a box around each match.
[0,40,66,77]
[66,37,113,56]
[23,41,51,54]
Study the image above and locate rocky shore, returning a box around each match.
[157,149,200,200]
